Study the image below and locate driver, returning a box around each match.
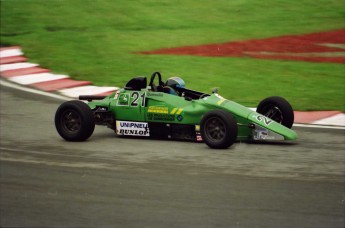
[163,77,185,96]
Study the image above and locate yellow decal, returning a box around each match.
[148,106,168,114]
[170,108,178,114]
[176,108,183,115]
[170,108,183,115]
[217,99,225,105]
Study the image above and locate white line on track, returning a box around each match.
[293,123,345,130]
[0,146,105,160]
[0,147,128,170]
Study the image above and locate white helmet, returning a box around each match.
[165,77,185,89]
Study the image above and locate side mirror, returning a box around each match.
[212,87,219,94]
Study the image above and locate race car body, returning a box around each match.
[55,72,297,149]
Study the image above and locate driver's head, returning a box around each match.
[165,77,185,89]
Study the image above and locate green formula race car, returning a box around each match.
[55,72,297,149]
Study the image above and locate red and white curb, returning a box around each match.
[1,46,344,128]
[0,46,118,97]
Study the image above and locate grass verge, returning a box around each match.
[1,0,344,111]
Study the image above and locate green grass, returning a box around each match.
[1,0,345,111]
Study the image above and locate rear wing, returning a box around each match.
[79,95,107,102]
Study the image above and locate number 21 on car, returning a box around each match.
[112,91,146,121]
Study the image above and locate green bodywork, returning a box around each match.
[87,87,297,141]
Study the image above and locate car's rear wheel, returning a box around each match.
[257,96,294,128]
[55,100,95,141]
[200,110,238,149]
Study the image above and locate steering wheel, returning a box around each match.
[149,72,164,92]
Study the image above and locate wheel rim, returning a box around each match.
[204,117,226,142]
[61,110,81,133]
[261,105,283,123]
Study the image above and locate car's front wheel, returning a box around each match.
[55,100,95,141]
[257,96,294,128]
[200,110,238,149]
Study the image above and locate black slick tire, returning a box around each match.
[55,100,95,141]
[257,96,294,128]
[200,110,238,149]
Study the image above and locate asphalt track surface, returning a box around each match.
[0,85,344,228]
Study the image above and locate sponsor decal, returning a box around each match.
[253,129,275,140]
[195,125,203,141]
[147,92,163,97]
[217,99,225,105]
[147,107,183,121]
[148,106,168,114]
[116,121,150,136]
[177,115,183,121]
[252,124,284,141]
[196,133,203,142]
[170,108,183,115]
[255,115,273,125]
[117,93,130,106]
[147,113,175,121]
